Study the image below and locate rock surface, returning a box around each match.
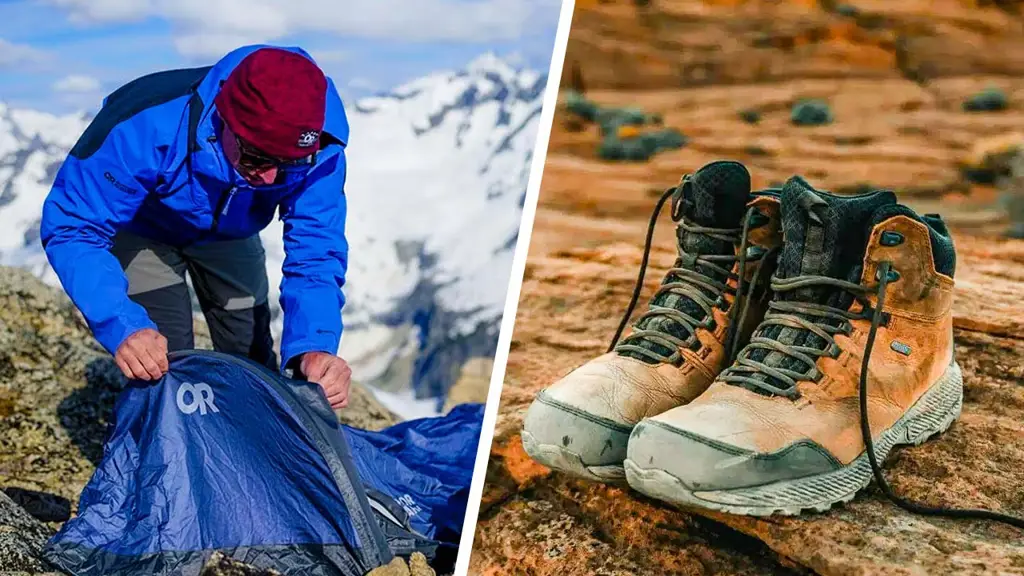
[470,3,1024,572]
[0,267,108,514]
[337,383,403,431]
[567,0,1024,91]
[443,357,494,414]
[0,490,54,574]
[198,552,281,576]
[472,236,1024,575]
[366,552,437,576]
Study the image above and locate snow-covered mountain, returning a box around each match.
[0,53,546,416]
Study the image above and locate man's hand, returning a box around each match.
[115,328,169,381]
[300,352,351,409]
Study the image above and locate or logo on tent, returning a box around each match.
[397,494,423,519]
[176,382,219,416]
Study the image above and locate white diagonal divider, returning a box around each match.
[452,0,577,574]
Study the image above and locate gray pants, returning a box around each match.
[111,231,279,371]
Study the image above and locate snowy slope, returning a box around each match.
[0,105,88,282]
[0,53,546,415]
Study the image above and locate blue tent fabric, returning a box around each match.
[43,350,456,576]
[345,403,484,545]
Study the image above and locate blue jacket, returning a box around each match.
[40,45,350,371]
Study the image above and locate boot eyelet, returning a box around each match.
[874,267,901,283]
[880,231,904,246]
[827,343,842,359]
[748,209,770,228]
[688,338,702,351]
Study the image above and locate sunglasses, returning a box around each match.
[235,134,317,174]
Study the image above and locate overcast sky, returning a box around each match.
[0,0,562,114]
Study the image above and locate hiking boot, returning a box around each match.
[521,161,783,483]
[625,176,962,515]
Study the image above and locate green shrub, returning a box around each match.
[565,90,600,122]
[835,4,859,17]
[596,107,650,136]
[597,128,687,163]
[962,87,1008,113]
[790,99,833,126]
[622,139,653,161]
[739,109,761,124]
[598,136,652,162]
[640,128,687,152]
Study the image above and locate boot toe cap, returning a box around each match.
[626,415,841,492]
[522,389,633,469]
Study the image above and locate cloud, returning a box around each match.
[310,50,349,64]
[52,74,102,93]
[502,52,526,68]
[346,77,377,91]
[0,38,48,68]
[44,0,563,58]
[171,32,271,60]
[48,0,153,23]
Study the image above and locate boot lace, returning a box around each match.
[608,180,776,365]
[722,261,1024,529]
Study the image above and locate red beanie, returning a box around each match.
[215,47,327,160]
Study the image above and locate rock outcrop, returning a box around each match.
[0,489,56,574]
[472,237,1024,575]
[566,0,1024,92]
[365,552,436,576]
[442,357,494,414]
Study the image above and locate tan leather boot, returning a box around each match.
[521,161,783,483]
[626,176,964,515]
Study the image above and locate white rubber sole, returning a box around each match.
[624,362,964,516]
[522,430,627,484]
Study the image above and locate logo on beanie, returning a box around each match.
[297,130,320,148]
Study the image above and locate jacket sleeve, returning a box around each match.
[40,118,163,356]
[277,147,349,372]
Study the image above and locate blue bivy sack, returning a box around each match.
[42,350,481,576]
[345,402,483,545]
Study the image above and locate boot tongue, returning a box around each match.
[675,160,751,258]
[618,161,751,364]
[776,176,897,306]
[679,160,752,228]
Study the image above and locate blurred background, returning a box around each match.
[471,2,1024,575]
[0,0,563,421]
[542,0,1024,250]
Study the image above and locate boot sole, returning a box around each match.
[624,361,964,516]
[521,430,627,485]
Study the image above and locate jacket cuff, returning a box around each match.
[280,335,340,377]
[97,317,159,358]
